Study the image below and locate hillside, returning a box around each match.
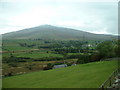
[3,60,117,88]
[2,25,117,40]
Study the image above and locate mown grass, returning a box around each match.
[3,60,117,88]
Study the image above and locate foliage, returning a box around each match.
[76,54,91,64]
[43,63,54,70]
[8,63,18,67]
[3,56,30,63]
[96,41,115,59]
[90,52,102,62]
[114,40,120,57]
[4,72,13,77]
[25,64,35,70]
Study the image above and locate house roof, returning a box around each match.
[53,64,67,68]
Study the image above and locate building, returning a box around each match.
[52,64,67,69]
[71,64,77,66]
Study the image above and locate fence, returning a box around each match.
[99,67,120,89]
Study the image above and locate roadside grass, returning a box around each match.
[3,60,117,88]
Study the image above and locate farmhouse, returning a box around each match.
[52,64,67,69]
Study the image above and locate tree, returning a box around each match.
[114,40,120,57]
[76,54,90,64]
[90,52,101,62]
[96,41,115,59]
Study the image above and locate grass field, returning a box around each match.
[2,39,43,51]
[13,52,63,58]
[2,60,117,88]
[2,50,63,58]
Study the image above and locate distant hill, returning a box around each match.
[2,25,117,40]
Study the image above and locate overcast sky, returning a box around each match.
[0,0,118,35]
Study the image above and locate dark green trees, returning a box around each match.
[76,54,90,64]
[96,40,119,59]
[114,40,120,57]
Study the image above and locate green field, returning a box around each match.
[15,53,63,58]
[3,52,63,58]
[2,39,40,51]
[3,60,117,88]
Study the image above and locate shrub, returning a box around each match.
[43,63,53,70]
[76,59,84,64]
[4,72,13,77]
[90,52,102,62]
[77,54,90,64]
[8,63,18,67]
[96,41,115,58]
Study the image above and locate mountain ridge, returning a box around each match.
[2,25,117,40]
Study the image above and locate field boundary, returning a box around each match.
[99,67,120,89]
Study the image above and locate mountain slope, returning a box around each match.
[2,25,117,40]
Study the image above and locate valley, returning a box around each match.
[2,25,119,88]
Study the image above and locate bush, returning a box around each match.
[90,53,102,62]
[43,66,51,70]
[114,43,120,57]
[26,65,32,70]
[3,56,31,63]
[33,57,64,61]
[66,62,74,66]
[76,59,84,64]
[47,63,54,68]
[96,41,115,58]
[4,72,13,77]
[43,63,53,70]
[76,54,90,64]
[66,54,81,59]
[8,63,18,67]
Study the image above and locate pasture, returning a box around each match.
[3,60,117,88]
[4,52,63,58]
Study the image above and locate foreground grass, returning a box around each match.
[3,60,117,88]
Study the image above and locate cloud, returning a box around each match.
[0,1,118,35]
[9,6,57,26]
[1,0,118,3]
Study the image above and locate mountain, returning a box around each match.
[2,25,117,40]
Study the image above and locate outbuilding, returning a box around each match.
[52,64,67,69]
